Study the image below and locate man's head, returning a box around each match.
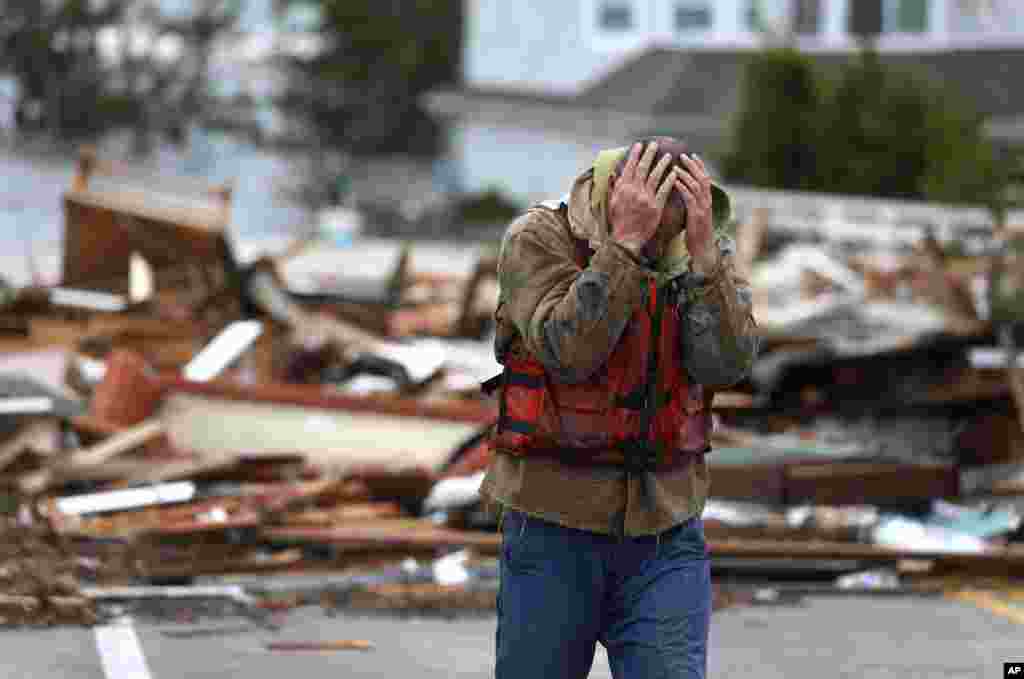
[609,136,693,256]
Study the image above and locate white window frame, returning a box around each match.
[670,1,714,36]
[583,0,651,51]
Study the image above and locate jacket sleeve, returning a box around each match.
[497,209,650,383]
[679,234,759,389]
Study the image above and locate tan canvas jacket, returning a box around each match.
[480,168,759,536]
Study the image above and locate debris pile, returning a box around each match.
[2,149,1024,624]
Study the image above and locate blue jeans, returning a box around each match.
[495,510,711,679]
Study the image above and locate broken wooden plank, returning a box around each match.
[784,462,959,506]
[707,538,1024,573]
[155,379,493,479]
[18,419,165,494]
[135,549,304,580]
[263,521,502,554]
[707,463,787,504]
[67,419,166,470]
[62,147,232,291]
[344,583,497,615]
[0,419,62,474]
[280,502,405,526]
[163,377,495,424]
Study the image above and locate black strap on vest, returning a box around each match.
[483,368,542,437]
[618,282,667,475]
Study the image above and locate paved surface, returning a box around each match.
[0,594,1021,678]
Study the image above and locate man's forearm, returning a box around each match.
[680,259,759,388]
[530,240,649,382]
[499,215,652,384]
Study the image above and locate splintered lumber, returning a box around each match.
[62,146,231,292]
[17,418,166,494]
[344,583,497,614]
[53,479,351,539]
[135,549,304,580]
[710,391,755,410]
[0,420,61,475]
[707,463,786,504]
[68,419,165,469]
[263,520,502,555]
[707,538,1024,574]
[918,366,1010,405]
[784,462,958,505]
[281,502,405,526]
[708,439,959,505]
[247,267,383,354]
[159,379,493,478]
[164,376,494,423]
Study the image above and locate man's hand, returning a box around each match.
[675,153,718,274]
[608,141,678,256]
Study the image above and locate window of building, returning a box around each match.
[897,0,928,32]
[599,2,634,31]
[586,0,649,48]
[883,0,928,33]
[674,2,712,31]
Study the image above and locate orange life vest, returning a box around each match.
[486,224,712,472]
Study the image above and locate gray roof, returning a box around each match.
[577,49,751,118]
[582,47,1024,119]
[428,46,1024,142]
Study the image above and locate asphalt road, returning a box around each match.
[1,593,1021,679]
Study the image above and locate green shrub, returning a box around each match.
[724,45,1009,208]
[722,47,824,192]
[454,187,523,224]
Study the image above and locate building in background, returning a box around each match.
[427,0,1024,206]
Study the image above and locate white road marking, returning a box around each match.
[94,618,154,679]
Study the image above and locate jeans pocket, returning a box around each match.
[501,510,524,553]
[502,510,543,573]
[664,517,708,561]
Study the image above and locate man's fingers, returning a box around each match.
[675,178,697,209]
[647,153,673,194]
[655,167,678,207]
[677,170,708,207]
[636,141,658,179]
[621,143,643,179]
[681,153,709,182]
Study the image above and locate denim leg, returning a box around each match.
[602,517,711,679]
[495,510,608,679]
